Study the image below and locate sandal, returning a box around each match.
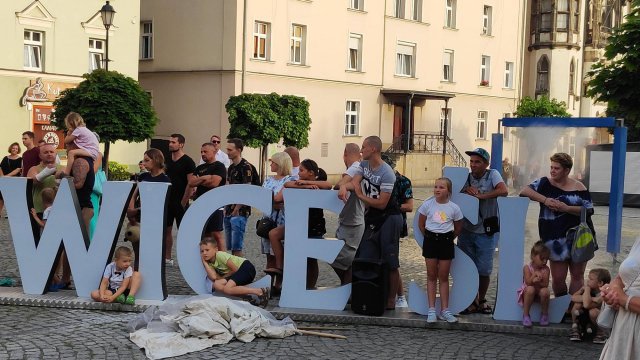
[259,287,270,308]
[478,299,493,314]
[460,301,480,315]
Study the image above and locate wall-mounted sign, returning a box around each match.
[32,105,65,150]
[20,77,76,107]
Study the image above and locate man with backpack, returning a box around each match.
[224,138,260,256]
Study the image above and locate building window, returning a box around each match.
[476,111,487,139]
[89,39,104,71]
[412,0,423,21]
[572,0,580,33]
[290,24,306,65]
[557,0,569,30]
[442,49,454,82]
[483,6,492,35]
[24,30,43,71]
[253,21,270,60]
[536,55,550,96]
[445,0,457,28]
[140,22,153,60]
[568,59,575,95]
[440,108,452,137]
[348,33,362,71]
[349,0,364,10]
[503,113,511,141]
[504,62,514,88]
[540,0,553,31]
[395,0,406,18]
[395,42,415,77]
[345,100,360,136]
[480,55,491,85]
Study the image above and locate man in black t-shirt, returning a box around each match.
[185,142,227,250]
[164,134,196,265]
[224,138,258,256]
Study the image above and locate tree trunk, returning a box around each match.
[260,144,268,183]
[103,141,110,178]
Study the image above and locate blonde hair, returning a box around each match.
[114,246,133,259]
[270,151,292,176]
[64,112,86,129]
[531,240,551,259]
[435,177,453,197]
[41,187,56,205]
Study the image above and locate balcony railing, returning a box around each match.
[387,132,467,167]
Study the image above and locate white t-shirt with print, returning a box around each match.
[418,197,463,233]
[102,262,133,290]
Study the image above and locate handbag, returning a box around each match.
[256,210,279,238]
[483,216,500,236]
[93,168,107,196]
[568,206,596,263]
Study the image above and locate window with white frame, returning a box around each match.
[476,111,487,139]
[480,55,491,85]
[345,100,360,136]
[442,49,454,82]
[290,24,306,64]
[348,33,362,71]
[557,0,569,30]
[349,0,364,10]
[482,6,492,35]
[412,0,423,21]
[569,135,576,157]
[504,62,514,88]
[445,0,457,28]
[253,21,270,60]
[503,113,511,140]
[140,22,153,59]
[24,30,43,71]
[440,108,452,137]
[89,39,104,71]
[395,0,406,18]
[395,42,415,77]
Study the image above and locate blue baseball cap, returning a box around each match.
[465,148,490,162]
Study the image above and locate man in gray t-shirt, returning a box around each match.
[338,136,402,310]
[458,148,508,315]
[332,143,365,284]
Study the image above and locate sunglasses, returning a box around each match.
[211,140,221,144]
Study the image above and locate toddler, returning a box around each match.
[91,246,139,304]
[518,241,551,327]
[417,177,463,323]
[62,112,99,176]
[569,268,611,343]
[30,187,56,229]
[200,238,269,307]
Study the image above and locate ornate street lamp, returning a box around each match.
[100,1,115,70]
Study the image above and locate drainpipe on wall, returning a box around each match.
[441,98,450,168]
[241,0,247,94]
[404,93,413,154]
[379,0,388,136]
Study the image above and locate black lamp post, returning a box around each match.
[100,1,115,71]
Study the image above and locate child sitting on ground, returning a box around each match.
[200,237,269,307]
[518,241,551,327]
[91,246,139,305]
[569,268,611,343]
[30,187,56,229]
[61,112,99,177]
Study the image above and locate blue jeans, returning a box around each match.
[224,215,248,252]
[457,231,497,277]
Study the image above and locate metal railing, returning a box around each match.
[386,132,467,167]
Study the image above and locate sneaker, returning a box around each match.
[115,294,126,304]
[523,315,532,328]
[165,259,174,266]
[426,308,437,323]
[593,333,607,344]
[439,309,458,323]
[539,314,549,326]
[569,326,582,341]
[395,295,408,308]
[125,295,136,305]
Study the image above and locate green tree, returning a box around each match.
[52,69,158,175]
[514,96,571,118]
[226,92,311,179]
[587,0,640,141]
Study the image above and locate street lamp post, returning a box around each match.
[100,1,115,71]
[100,1,115,174]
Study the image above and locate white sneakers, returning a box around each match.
[395,295,408,308]
[427,308,458,323]
[427,308,437,323]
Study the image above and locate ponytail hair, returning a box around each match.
[300,159,327,180]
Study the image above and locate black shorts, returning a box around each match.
[166,202,186,228]
[227,261,256,286]
[356,214,402,269]
[108,287,130,297]
[422,230,455,260]
[204,209,224,233]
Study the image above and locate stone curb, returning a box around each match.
[0,287,570,337]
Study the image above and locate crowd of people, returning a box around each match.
[2,112,639,356]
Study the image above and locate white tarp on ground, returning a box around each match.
[128,295,297,359]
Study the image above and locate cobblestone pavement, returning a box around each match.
[0,187,638,359]
[0,306,604,360]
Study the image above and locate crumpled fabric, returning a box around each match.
[128,295,297,359]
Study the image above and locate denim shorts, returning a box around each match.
[457,231,497,277]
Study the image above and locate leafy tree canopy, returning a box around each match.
[587,0,640,141]
[52,69,157,143]
[514,96,571,118]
